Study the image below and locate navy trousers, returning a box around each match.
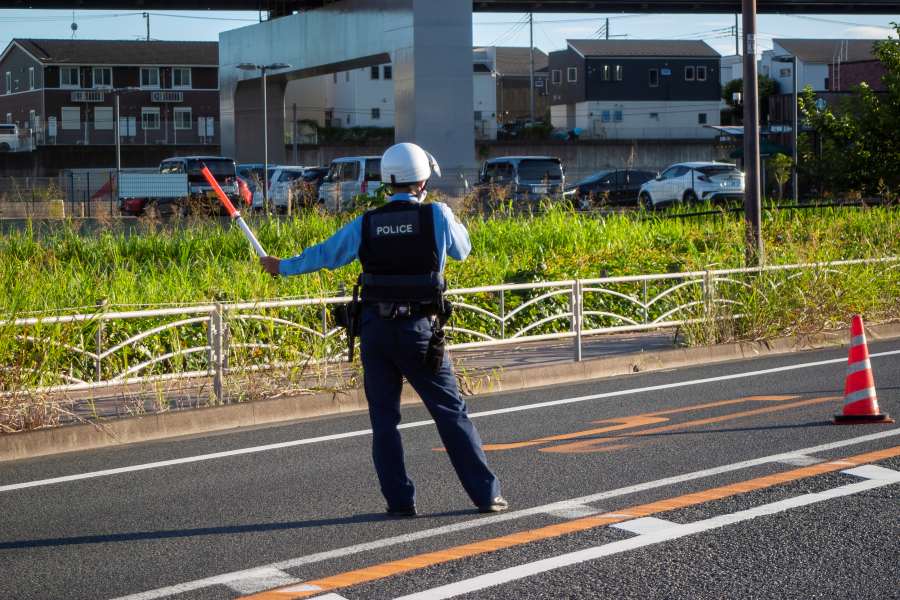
[359,306,501,510]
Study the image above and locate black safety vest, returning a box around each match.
[358,200,443,304]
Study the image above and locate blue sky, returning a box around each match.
[0,10,896,56]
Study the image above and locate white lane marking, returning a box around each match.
[612,517,679,535]
[223,567,297,594]
[393,468,900,600]
[843,464,900,481]
[542,504,603,520]
[108,429,900,600]
[778,454,826,467]
[5,348,899,494]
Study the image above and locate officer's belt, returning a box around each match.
[359,272,445,289]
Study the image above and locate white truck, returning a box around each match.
[118,172,188,217]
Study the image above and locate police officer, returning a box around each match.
[260,143,506,517]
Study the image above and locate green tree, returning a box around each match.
[769,153,793,200]
[799,23,900,198]
[722,75,780,123]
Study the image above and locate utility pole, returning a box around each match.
[742,0,763,265]
[792,55,799,203]
[529,12,535,124]
[734,14,739,56]
[143,12,150,41]
[606,17,610,40]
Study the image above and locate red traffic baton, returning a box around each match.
[200,165,268,258]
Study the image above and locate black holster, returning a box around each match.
[332,283,361,362]
[424,299,453,374]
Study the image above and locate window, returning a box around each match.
[61,106,80,130]
[29,67,35,90]
[141,107,160,130]
[345,113,351,124]
[648,68,659,87]
[383,65,392,80]
[567,67,577,83]
[333,72,337,84]
[5,113,11,124]
[613,110,623,122]
[614,65,623,81]
[94,106,113,130]
[698,112,708,125]
[345,71,350,82]
[696,65,707,81]
[685,66,695,81]
[92,67,112,89]
[779,68,791,78]
[602,65,610,81]
[371,107,380,120]
[172,67,192,89]
[4,72,9,94]
[650,112,659,120]
[174,107,192,130]
[119,116,136,137]
[474,110,483,122]
[370,65,380,80]
[140,67,159,88]
[601,110,611,123]
[60,66,79,88]
[551,69,561,84]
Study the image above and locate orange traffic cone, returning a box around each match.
[834,315,893,424]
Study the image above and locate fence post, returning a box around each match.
[499,289,506,340]
[211,302,225,404]
[95,298,107,382]
[572,280,583,362]
[702,270,713,323]
[642,279,649,324]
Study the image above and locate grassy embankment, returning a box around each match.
[1,203,899,430]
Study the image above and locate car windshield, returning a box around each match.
[187,159,235,178]
[696,165,741,177]
[518,159,562,181]
[577,171,612,186]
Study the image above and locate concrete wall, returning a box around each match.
[550,100,721,140]
[290,139,730,181]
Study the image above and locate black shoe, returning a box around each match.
[386,505,417,518]
[478,496,509,513]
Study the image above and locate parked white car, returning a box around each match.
[638,162,745,209]
[0,123,20,152]
[318,156,382,212]
[260,166,307,212]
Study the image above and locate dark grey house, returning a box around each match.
[548,40,722,139]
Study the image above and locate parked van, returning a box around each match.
[475,156,565,205]
[318,156,382,212]
[0,123,20,152]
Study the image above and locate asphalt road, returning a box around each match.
[1,340,899,600]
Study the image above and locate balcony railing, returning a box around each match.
[151,91,184,103]
[70,90,105,102]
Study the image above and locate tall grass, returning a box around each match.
[1,203,898,430]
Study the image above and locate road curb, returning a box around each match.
[3,322,899,462]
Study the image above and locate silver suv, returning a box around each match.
[318,156,382,212]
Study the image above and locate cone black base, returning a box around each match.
[833,413,894,424]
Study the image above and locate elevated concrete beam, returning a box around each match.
[220,0,475,183]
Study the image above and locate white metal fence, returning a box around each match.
[5,257,899,401]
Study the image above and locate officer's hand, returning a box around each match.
[260,256,282,277]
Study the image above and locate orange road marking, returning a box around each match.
[482,415,668,451]
[543,396,836,454]
[238,444,900,600]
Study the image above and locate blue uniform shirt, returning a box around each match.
[279,193,471,276]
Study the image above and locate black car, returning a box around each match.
[566,169,657,208]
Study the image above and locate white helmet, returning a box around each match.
[381,142,441,186]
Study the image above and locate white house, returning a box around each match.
[759,39,878,93]
[285,50,499,139]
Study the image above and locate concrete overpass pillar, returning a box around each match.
[393,0,475,187]
[219,0,476,186]
[232,77,286,164]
